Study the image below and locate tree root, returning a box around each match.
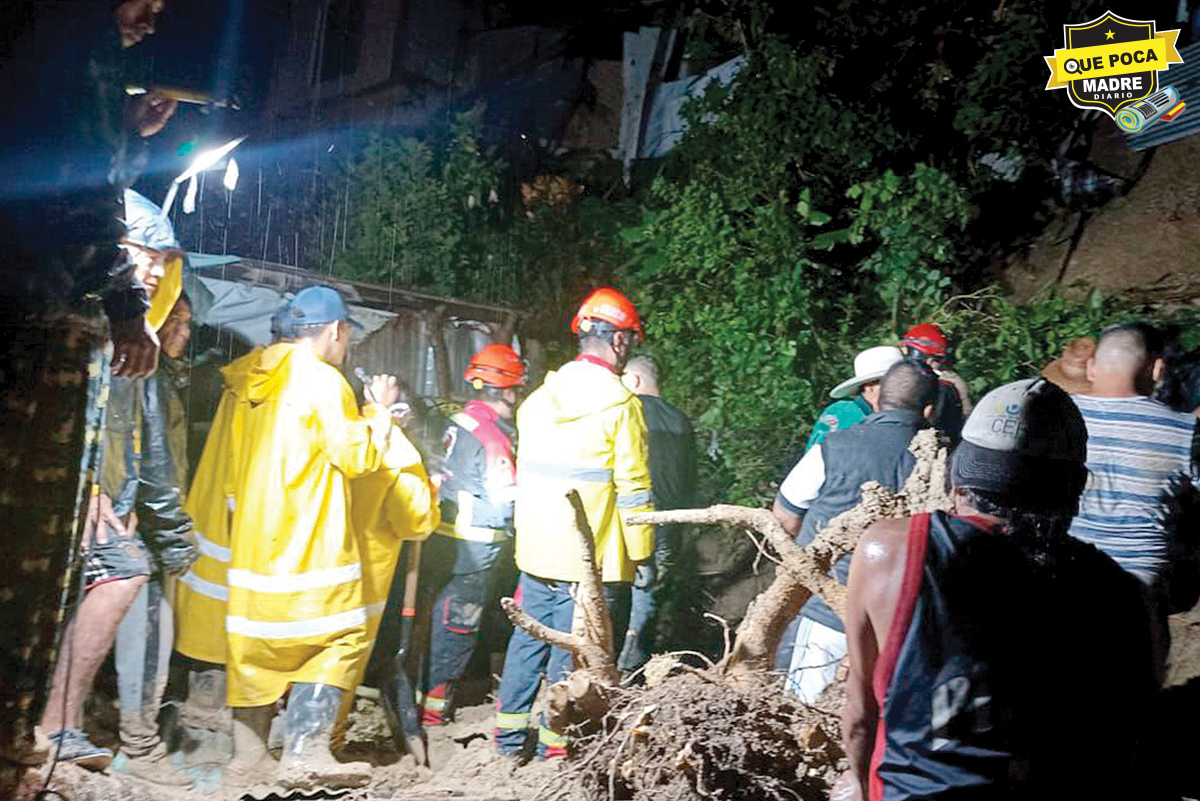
[513,433,950,799]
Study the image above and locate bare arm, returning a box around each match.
[772,493,803,537]
[841,517,909,798]
[774,445,825,538]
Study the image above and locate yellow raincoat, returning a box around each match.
[347,429,440,681]
[332,430,440,740]
[174,348,263,664]
[225,342,394,708]
[513,358,655,583]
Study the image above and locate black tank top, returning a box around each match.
[870,512,1161,801]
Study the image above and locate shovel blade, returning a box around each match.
[381,664,427,766]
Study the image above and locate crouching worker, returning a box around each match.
[836,378,1163,801]
[422,344,524,725]
[224,286,403,789]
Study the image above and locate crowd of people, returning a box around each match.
[779,322,1200,800]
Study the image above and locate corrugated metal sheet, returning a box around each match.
[346,311,495,401]
[1127,40,1200,150]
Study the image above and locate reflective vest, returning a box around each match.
[436,401,516,543]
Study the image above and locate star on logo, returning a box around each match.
[1105,30,1115,40]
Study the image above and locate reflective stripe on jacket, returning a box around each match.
[513,358,654,583]
[174,348,262,664]
[225,343,392,707]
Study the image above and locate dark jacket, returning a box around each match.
[798,408,925,631]
[639,395,697,512]
[102,370,197,573]
[438,401,517,537]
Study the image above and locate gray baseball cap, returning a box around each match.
[950,377,1087,506]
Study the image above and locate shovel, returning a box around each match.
[381,540,428,765]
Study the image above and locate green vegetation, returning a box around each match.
[328,0,1174,506]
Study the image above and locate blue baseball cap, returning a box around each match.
[284,286,362,333]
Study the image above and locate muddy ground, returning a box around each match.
[26,696,559,801]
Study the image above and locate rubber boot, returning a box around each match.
[278,683,371,790]
[225,705,275,788]
[113,577,193,788]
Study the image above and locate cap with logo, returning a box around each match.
[950,377,1087,508]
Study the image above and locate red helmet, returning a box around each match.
[464,344,525,389]
[570,287,643,342]
[901,322,949,358]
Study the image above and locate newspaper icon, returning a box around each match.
[1115,85,1184,132]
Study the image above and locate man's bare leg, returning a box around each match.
[41,576,149,734]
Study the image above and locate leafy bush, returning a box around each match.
[617,1,1108,505]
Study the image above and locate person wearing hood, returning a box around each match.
[39,190,197,784]
[172,311,290,782]
[223,286,401,789]
[493,287,655,759]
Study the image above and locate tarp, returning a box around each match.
[188,254,396,346]
[618,25,745,171]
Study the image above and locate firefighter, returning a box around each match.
[422,344,524,725]
[494,287,655,759]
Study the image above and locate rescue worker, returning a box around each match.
[616,355,697,673]
[900,322,971,445]
[173,306,289,781]
[494,287,655,759]
[804,346,903,451]
[422,344,524,725]
[175,306,291,670]
[338,383,440,748]
[225,286,402,789]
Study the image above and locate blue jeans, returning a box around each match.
[494,573,629,755]
[617,524,680,672]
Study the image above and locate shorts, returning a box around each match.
[84,525,151,589]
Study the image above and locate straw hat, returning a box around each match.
[1041,337,1095,395]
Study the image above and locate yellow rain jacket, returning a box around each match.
[348,429,440,679]
[225,342,394,707]
[332,430,440,740]
[513,357,655,583]
[174,348,263,664]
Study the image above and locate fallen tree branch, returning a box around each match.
[500,598,579,652]
[625,428,951,683]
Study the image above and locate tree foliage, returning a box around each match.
[335,107,505,297]
[620,0,1108,503]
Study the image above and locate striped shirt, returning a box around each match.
[1068,394,1196,583]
